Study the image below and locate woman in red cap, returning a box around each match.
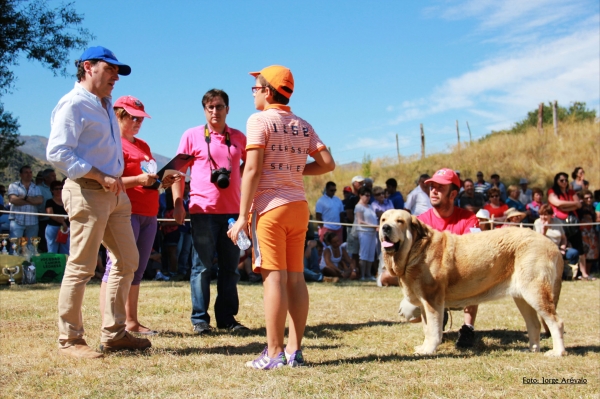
[99,95,179,335]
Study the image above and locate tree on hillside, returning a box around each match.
[513,101,597,132]
[0,103,22,169]
[0,0,93,167]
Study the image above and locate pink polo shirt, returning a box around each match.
[177,125,246,214]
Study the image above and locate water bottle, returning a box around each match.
[228,218,251,250]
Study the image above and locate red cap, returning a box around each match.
[343,186,352,193]
[249,65,294,99]
[425,168,461,187]
[113,95,151,118]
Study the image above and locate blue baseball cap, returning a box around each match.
[76,46,131,76]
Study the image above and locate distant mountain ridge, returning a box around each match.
[18,135,171,170]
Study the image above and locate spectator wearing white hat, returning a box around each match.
[475,209,492,231]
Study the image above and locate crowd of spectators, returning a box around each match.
[2,166,599,283]
[308,167,599,283]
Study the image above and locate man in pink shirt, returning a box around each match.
[172,89,248,334]
[398,168,480,348]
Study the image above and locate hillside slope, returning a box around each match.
[304,120,599,210]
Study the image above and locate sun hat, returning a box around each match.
[519,178,528,185]
[114,95,151,118]
[351,176,365,184]
[249,65,294,98]
[343,186,352,193]
[504,208,526,220]
[475,209,490,220]
[76,46,131,76]
[425,168,461,187]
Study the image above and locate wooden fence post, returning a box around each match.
[456,120,460,151]
[537,103,544,134]
[552,101,558,136]
[466,121,472,142]
[395,134,400,164]
[420,123,425,159]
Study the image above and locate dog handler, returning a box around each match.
[397,168,481,348]
[228,65,335,369]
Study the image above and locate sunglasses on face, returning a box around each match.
[489,195,499,198]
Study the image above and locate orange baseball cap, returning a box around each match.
[249,65,294,99]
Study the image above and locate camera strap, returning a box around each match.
[204,124,232,170]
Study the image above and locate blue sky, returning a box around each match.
[5,0,599,165]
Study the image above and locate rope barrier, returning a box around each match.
[1,210,598,228]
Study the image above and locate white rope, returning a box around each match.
[1,210,598,227]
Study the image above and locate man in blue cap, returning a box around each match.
[47,46,152,358]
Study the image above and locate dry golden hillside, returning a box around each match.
[304,120,599,210]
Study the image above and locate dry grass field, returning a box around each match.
[304,120,600,210]
[1,278,598,398]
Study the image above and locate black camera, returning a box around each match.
[211,167,231,188]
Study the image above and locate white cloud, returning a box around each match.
[389,3,599,131]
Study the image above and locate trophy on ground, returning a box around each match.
[0,234,8,254]
[9,237,17,255]
[2,265,20,286]
[18,237,31,261]
[31,237,41,257]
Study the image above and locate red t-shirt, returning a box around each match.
[547,188,575,220]
[121,137,159,217]
[484,203,508,219]
[417,207,479,235]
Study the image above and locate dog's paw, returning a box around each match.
[414,344,436,355]
[544,349,567,357]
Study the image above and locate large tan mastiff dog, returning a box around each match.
[379,209,566,356]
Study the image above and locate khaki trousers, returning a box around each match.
[57,178,138,346]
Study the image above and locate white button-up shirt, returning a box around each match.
[47,83,124,179]
[404,185,432,216]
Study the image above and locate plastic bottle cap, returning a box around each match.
[228,218,235,224]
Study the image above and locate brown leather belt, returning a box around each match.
[72,177,104,189]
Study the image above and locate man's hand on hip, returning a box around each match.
[99,174,124,195]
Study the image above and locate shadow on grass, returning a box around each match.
[305,320,400,338]
[157,328,267,339]
[153,341,267,357]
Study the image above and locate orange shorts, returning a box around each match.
[251,201,309,273]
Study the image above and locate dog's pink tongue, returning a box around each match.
[382,241,395,248]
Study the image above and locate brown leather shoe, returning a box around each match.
[100,332,152,353]
[58,339,104,359]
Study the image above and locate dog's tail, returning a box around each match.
[541,252,563,336]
